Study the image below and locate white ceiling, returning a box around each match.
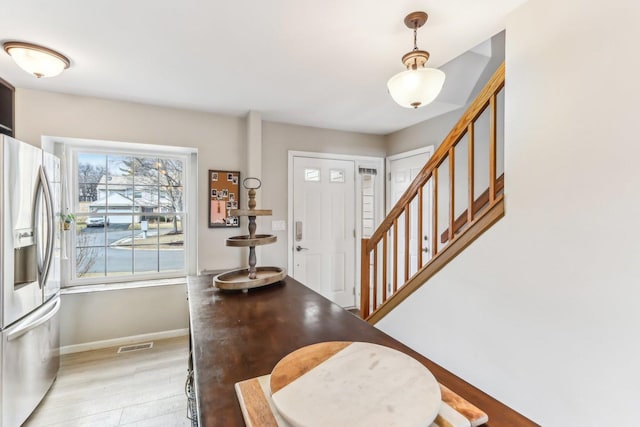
[0,0,526,135]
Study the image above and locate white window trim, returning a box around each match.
[61,277,187,295]
[43,136,198,287]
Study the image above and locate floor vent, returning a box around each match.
[117,342,154,353]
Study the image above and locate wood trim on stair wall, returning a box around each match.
[360,62,506,324]
[441,174,505,244]
[366,63,505,253]
[366,198,505,324]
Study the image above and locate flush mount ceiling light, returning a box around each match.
[3,41,70,78]
[387,12,445,109]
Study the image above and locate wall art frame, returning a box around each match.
[208,170,240,228]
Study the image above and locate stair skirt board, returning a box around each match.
[59,328,189,355]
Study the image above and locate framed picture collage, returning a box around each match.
[209,170,240,228]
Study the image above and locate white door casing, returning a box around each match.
[292,157,355,307]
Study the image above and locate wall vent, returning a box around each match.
[117,342,154,353]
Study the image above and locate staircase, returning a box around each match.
[360,62,506,323]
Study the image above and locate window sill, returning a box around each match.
[61,277,187,295]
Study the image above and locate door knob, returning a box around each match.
[296,246,309,252]
[422,247,429,253]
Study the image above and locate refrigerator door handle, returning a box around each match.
[7,297,61,342]
[40,166,55,287]
[33,168,44,283]
[33,166,54,288]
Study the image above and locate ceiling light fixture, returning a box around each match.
[387,12,445,109]
[3,41,70,78]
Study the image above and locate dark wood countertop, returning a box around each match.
[187,275,537,427]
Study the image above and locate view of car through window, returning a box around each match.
[86,216,108,227]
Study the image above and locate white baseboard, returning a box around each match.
[59,328,189,355]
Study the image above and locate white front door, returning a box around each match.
[387,147,433,283]
[292,157,355,307]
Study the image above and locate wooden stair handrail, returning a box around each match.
[361,62,506,321]
[366,62,505,253]
[366,198,505,323]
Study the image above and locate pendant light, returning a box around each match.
[387,12,445,109]
[3,41,70,78]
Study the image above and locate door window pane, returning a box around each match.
[304,168,320,182]
[330,169,345,183]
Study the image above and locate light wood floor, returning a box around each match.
[24,336,191,427]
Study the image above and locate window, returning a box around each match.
[304,168,320,182]
[330,169,345,183]
[67,144,194,285]
[359,168,377,238]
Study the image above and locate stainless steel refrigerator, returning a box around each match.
[0,135,61,427]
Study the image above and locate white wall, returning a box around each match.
[261,121,386,268]
[14,89,386,347]
[377,0,640,425]
[386,107,464,156]
[15,89,248,346]
[16,88,248,271]
[59,284,189,348]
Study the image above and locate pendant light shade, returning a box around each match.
[3,41,70,78]
[388,12,445,109]
[387,67,445,109]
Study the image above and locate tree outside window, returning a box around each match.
[73,151,186,281]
